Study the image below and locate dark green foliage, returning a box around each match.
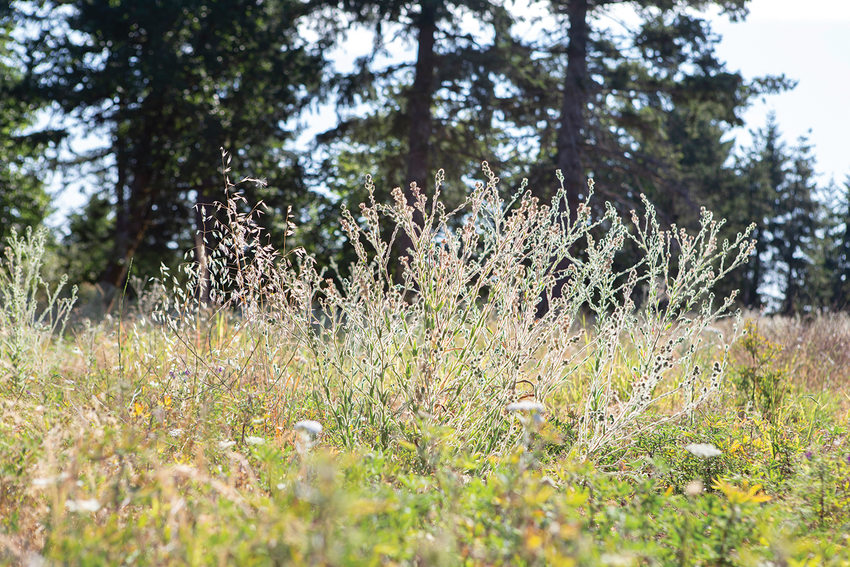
[15,0,327,285]
[0,0,846,312]
[317,1,523,199]
[725,115,823,313]
[800,176,850,311]
[497,0,787,216]
[0,15,52,243]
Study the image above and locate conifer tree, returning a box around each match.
[15,0,326,286]
[0,11,52,243]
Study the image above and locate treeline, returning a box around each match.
[0,0,848,312]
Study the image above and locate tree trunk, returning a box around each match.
[98,169,155,293]
[99,98,160,294]
[555,0,590,221]
[538,0,591,316]
[395,0,438,279]
[406,0,437,194]
[102,129,130,290]
[194,189,215,305]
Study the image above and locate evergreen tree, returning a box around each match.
[806,176,850,310]
[315,0,522,275]
[725,114,787,308]
[502,0,789,223]
[0,9,53,243]
[15,0,327,285]
[771,135,819,313]
[317,0,519,203]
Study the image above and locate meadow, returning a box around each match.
[1,168,849,565]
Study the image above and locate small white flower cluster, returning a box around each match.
[506,401,544,414]
[685,442,722,459]
[294,420,323,436]
[294,420,323,455]
[65,498,101,513]
[507,401,546,429]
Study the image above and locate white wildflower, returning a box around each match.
[245,436,265,445]
[685,443,722,458]
[65,498,101,513]
[506,401,545,413]
[294,420,322,455]
[218,440,237,449]
[507,401,546,429]
[294,420,323,436]
[168,428,184,438]
[32,473,69,488]
[684,480,704,497]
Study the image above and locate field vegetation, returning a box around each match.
[1,167,849,565]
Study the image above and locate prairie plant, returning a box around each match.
[142,156,754,456]
[306,163,755,455]
[0,227,77,388]
[141,152,317,436]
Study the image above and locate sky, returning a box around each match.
[46,0,850,224]
[710,0,850,186]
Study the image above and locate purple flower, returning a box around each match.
[804,451,813,461]
[845,454,850,466]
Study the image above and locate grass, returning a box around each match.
[1,164,849,565]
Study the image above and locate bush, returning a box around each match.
[0,227,77,389]
[153,160,755,457]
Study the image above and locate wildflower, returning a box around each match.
[685,443,722,458]
[507,401,546,437]
[32,473,69,488]
[65,498,101,513]
[294,420,322,455]
[684,480,704,497]
[245,436,265,445]
[506,401,545,414]
[294,420,323,437]
[804,451,813,461]
[168,428,183,438]
[218,440,236,449]
[712,478,771,504]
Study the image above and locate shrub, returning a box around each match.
[730,320,789,424]
[146,159,755,456]
[0,227,77,389]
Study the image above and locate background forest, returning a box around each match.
[1,0,849,312]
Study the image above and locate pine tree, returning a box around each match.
[0,11,52,243]
[771,136,819,313]
[16,0,327,285]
